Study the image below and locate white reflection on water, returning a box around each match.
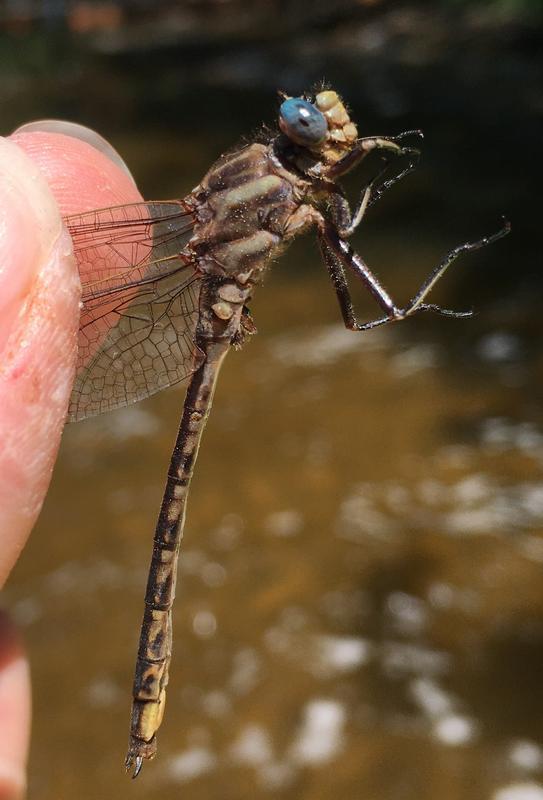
[165,698,349,787]
[335,463,543,547]
[481,418,543,454]
[70,405,161,446]
[192,609,217,639]
[409,676,478,746]
[228,647,262,696]
[477,332,522,362]
[336,484,401,543]
[202,689,232,719]
[381,642,451,677]
[493,783,543,800]
[270,323,387,367]
[201,561,227,587]
[264,509,304,537]
[167,745,217,783]
[211,512,244,551]
[264,620,373,679]
[389,342,438,377]
[427,581,479,613]
[508,741,543,771]
[441,478,543,537]
[313,634,372,676]
[229,724,273,766]
[84,674,122,708]
[410,676,452,717]
[43,558,123,595]
[386,591,428,636]
[288,699,345,765]
[433,714,477,746]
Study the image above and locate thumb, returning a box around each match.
[0,138,80,586]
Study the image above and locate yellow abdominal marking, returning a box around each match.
[137,689,166,742]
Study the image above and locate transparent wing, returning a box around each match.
[65,200,204,422]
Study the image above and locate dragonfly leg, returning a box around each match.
[318,227,399,330]
[318,219,511,330]
[324,129,422,181]
[395,219,511,317]
[327,145,420,239]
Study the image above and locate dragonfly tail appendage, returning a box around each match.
[125,707,160,778]
[125,752,145,779]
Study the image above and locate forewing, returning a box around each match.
[66,201,204,422]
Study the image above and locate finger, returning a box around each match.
[11,129,150,399]
[0,129,144,585]
[10,127,142,215]
[0,139,80,586]
[0,612,30,800]
[10,128,143,242]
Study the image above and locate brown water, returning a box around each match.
[5,196,543,799]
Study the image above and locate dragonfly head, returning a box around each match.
[278,89,358,166]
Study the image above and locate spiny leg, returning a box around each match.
[327,145,421,239]
[324,128,422,181]
[399,219,511,316]
[318,225,400,331]
[365,149,420,214]
[318,219,510,330]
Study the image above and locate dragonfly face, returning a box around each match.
[279,89,358,166]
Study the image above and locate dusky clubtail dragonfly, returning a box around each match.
[64,87,509,777]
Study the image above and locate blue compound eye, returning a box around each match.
[279,98,328,147]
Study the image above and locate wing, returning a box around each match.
[65,200,204,422]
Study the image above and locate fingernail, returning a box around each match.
[0,139,62,354]
[13,120,136,185]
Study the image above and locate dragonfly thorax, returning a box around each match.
[190,142,308,283]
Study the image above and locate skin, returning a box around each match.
[0,128,142,798]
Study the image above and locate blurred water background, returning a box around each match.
[2,1,543,798]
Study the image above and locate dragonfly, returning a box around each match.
[64,87,509,777]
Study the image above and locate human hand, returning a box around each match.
[0,125,142,797]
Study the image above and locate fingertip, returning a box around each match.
[10,130,143,217]
[0,612,30,800]
[13,120,136,186]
